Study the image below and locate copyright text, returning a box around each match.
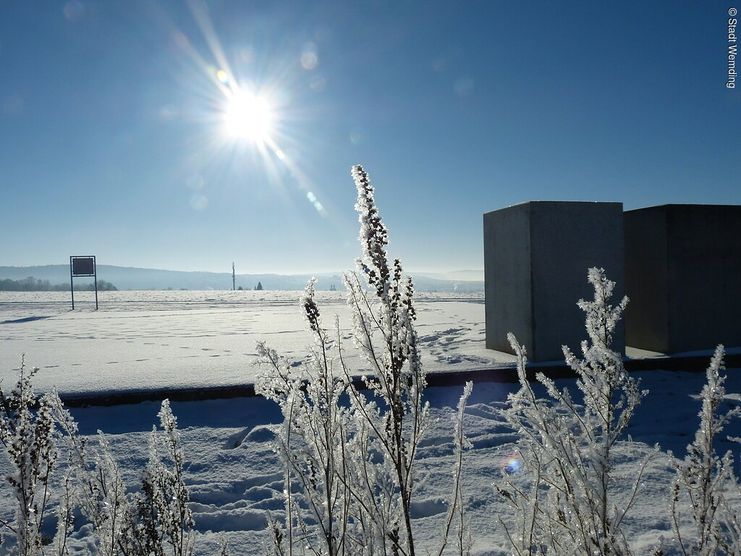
[728,8,737,88]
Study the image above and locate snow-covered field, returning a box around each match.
[1,290,739,554]
[0,290,502,396]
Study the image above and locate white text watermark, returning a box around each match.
[728,8,737,88]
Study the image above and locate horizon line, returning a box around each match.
[0,262,485,279]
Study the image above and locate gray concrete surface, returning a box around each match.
[484,201,624,361]
[625,204,741,353]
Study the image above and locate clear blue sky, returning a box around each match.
[1,1,738,274]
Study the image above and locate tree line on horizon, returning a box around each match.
[0,276,118,292]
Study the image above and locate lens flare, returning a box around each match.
[503,453,523,475]
[215,68,229,84]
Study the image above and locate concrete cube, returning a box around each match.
[624,204,741,353]
[484,201,624,361]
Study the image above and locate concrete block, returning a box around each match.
[625,204,741,353]
[484,201,624,361]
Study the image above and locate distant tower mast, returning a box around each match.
[232,262,236,291]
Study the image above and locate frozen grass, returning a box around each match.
[0,372,736,554]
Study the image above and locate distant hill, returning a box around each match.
[0,265,483,293]
[416,269,484,282]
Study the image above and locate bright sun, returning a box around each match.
[223,91,274,143]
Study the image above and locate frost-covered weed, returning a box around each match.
[256,279,353,555]
[0,367,193,556]
[257,165,472,556]
[53,397,195,555]
[497,268,650,555]
[436,381,474,556]
[341,164,432,555]
[50,397,130,555]
[0,358,59,555]
[670,345,740,555]
[119,399,195,556]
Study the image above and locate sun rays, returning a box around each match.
[161,0,334,222]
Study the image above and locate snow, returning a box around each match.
[0,290,739,554]
[1,290,499,396]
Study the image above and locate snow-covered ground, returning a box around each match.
[0,290,739,554]
[1,290,502,396]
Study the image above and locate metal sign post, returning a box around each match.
[70,255,98,310]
